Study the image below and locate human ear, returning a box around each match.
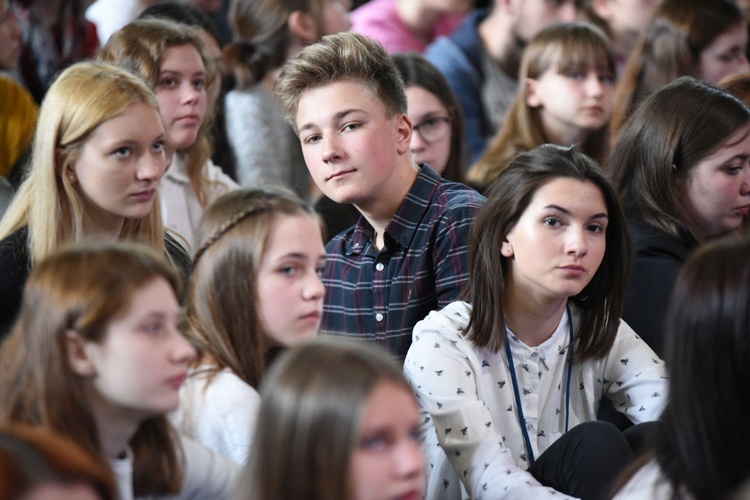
[65,330,95,377]
[526,78,542,108]
[501,240,514,257]
[395,113,413,155]
[55,148,77,184]
[288,10,318,44]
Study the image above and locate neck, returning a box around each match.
[395,0,442,37]
[543,121,589,149]
[478,12,522,79]
[355,160,420,251]
[91,399,142,460]
[504,280,568,347]
[81,212,125,241]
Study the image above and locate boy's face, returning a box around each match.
[296,81,412,210]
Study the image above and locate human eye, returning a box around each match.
[725,164,743,175]
[360,432,388,451]
[565,71,584,81]
[409,425,423,443]
[315,265,325,278]
[586,223,606,234]
[278,264,299,277]
[141,320,165,336]
[302,133,321,145]
[192,77,206,90]
[598,72,615,84]
[342,122,361,132]
[152,139,165,154]
[543,217,563,227]
[158,76,178,89]
[112,147,132,159]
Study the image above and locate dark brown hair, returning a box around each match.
[464,144,630,361]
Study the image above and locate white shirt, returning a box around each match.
[109,435,240,499]
[171,367,261,465]
[403,301,668,500]
[159,154,238,252]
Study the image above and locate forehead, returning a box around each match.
[526,177,607,211]
[160,44,205,69]
[296,81,388,127]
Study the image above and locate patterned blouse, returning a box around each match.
[404,301,668,500]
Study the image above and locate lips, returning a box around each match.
[326,169,355,181]
[130,189,156,201]
[166,372,188,389]
[300,311,321,322]
[560,264,586,275]
[735,205,750,215]
[177,114,201,126]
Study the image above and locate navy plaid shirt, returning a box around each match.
[320,165,485,360]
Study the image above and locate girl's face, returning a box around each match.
[348,381,424,500]
[78,278,196,421]
[526,63,614,145]
[677,126,750,238]
[405,85,452,174]
[320,0,352,37]
[697,23,750,85]
[504,177,608,304]
[70,102,167,234]
[155,44,208,151]
[256,214,326,348]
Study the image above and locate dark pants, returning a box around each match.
[527,421,658,500]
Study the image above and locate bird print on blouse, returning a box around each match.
[403,301,667,500]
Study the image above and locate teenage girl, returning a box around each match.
[0,61,188,339]
[0,243,239,499]
[405,144,666,499]
[237,337,424,500]
[468,22,615,190]
[171,188,326,464]
[97,18,239,250]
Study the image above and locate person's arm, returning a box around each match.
[602,320,668,424]
[404,313,575,499]
[176,436,241,499]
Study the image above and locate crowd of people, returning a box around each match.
[0,0,749,499]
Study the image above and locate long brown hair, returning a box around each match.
[238,337,411,500]
[464,145,630,361]
[185,188,318,389]
[610,0,743,140]
[469,22,615,188]
[0,243,185,496]
[97,18,216,207]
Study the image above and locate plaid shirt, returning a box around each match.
[320,165,485,360]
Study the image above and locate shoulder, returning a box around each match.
[411,301,472,347]
[421,169,485,228]
[200,159,239,195]
[177,436,241,499]
[202,369,261,407]
[0,227,30,272]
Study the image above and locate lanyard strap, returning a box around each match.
[504,305,575,465]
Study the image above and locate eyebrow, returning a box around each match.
[297,108,366,135]
[544,204,608,220]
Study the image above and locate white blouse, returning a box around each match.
[403,301,668,500]
[614,459,692,500]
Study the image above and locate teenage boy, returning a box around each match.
[275,32,485,360]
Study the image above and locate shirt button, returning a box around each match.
[375,313,384,322]
[375,262,384,271]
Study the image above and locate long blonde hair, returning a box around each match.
[468,22,615,187]
[0,61,166,266]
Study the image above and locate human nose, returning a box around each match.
[394,437,424,480]
[321,134,343,164]
[302,269,325,301]
[586,74,604,98]
[566,226,588,257]
[137,154,165,181]
[171,330,197,365]
[181,82,201,105]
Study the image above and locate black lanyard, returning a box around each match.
[504,304,574,464]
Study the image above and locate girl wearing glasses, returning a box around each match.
[468,22,615,191]
[393,52,466,184]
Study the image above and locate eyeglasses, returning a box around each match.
[412,116,452,144]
